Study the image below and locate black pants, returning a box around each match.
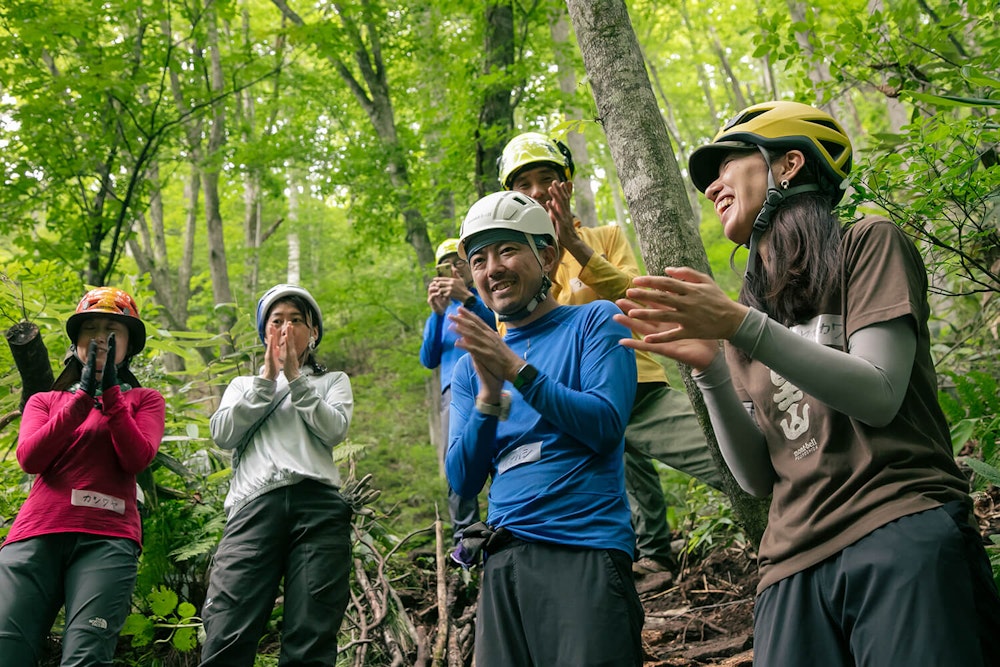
[475,540,644,667]
[200,481,352,667]
[0,534,139,667]
[754,501,1000,666]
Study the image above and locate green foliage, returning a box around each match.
[663,472,745,558]
[940,370,1000,480]
[121,586,201,653]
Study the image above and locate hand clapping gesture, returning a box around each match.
[262,323,302,381]
[614,268,748,372]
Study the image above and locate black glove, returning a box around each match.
[102,332,119,391]
[79,340,98,397]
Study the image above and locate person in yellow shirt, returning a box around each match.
[497,132,723,574]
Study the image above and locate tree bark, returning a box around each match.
[476,1,515,198]
[564,0,769,545]
[204,2,237,351]
[549,7,598,228]
[6,322,54,411]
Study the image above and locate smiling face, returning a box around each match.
[75,316,130,372]
[468,238,554,321]
[509,164,564,208]
[703,150,771,246]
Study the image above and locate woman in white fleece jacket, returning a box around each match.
[200,284,354,667]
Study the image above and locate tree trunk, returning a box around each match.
[271,0,435,267]
[476,1,516,198]
[204,2,236,351]
[563,0,769,545]
[549,7,598,228]
[6,322,55,412]
[287,171,301,285]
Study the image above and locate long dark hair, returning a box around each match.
[270,295,328,376]
[737,190,844,327]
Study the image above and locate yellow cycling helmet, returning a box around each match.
[435,238,461,264]
[689,101,852,204]
[498,132,575,190]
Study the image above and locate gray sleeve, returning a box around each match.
[209,376,277,449]
[693,354,775,498]
[730,308,916,427]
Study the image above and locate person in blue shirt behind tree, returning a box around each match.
[446,190,644,667]
[419,238,495,543]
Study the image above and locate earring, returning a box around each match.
[780,179,790,190]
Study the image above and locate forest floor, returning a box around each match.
[635,544,757,667]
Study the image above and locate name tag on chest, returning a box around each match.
[498,441,542,474]
[71,488,126,515]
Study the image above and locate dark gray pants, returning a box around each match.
[0,534,139,667]
[754,502,1000,666]
[199,480,352,667]
[475,540,644,667]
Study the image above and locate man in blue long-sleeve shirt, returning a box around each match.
[446,191,643,667]
[419,238,495,543]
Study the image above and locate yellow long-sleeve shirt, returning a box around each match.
[501,222,669,385]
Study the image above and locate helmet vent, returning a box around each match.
[819,138,847,160]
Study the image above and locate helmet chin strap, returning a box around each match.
[744,146,819,285]
[497,234,553,323]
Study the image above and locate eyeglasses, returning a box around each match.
[445,259,468,269]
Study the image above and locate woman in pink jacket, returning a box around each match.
[0,287,164,667]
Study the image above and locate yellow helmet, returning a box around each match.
[689,101,852,204]
[435,238,461,264]
[498,132,575,190]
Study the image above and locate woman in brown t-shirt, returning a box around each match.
[614,101,1000,666]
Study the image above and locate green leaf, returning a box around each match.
[148,586,179,617]
[177,601,198,619]
[951,418,978,455]
[961,66,1000,89]
[903,91,1000,108]
[121,613,155,647]
[962,457,1000,486]
[172,626,199,652]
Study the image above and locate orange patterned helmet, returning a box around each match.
[66,287,147,354]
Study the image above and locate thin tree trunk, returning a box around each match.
[204,2,236,351]
[476,1,515,198]
[549,7,598,227]
[564,0,769,546]
[271,0,435,267]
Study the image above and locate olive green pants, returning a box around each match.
[624,383,723,563]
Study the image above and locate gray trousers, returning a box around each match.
[0,534,139,667]
[199,480,352,667]
[624,383,722,562]
[475,541,644,667]
[755,501,1000,666]
[440,387,480,542]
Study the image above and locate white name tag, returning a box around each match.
[497,441,542,474]
[71,488,126,515]
[790,314,844,347]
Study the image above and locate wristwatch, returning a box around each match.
[463,295,477,308]
[476,391,511,420]
[513,363,538,391]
